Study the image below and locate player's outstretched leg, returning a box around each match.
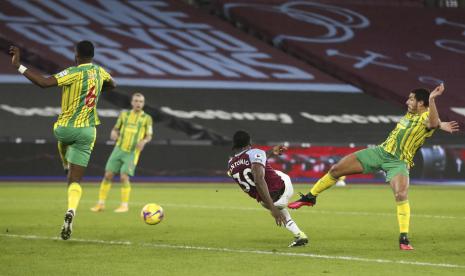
[288,192,317,209]
[287,173,339,209]
[288,153,363,209]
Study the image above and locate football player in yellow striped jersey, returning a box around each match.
[9,41,115,240]
[91,93,153,213]
[288,84,459,250]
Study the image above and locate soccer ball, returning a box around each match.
[141,203,164,225]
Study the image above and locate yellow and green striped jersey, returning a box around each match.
[54,63,112,127]
[115,110,153,152]
[381,111,435,167]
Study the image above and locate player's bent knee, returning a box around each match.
[104,171,114,181]
[120,174,130,183]
[328,165,343,178]
[395,191,408,202]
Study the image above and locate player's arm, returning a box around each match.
[136,117,153,151]
[9,46,57,88]
[251,163,286,226]
[110,127,120,141]
[136,134,152,152]
[426,83,444,129]
[110,112,124,141]
[102,78,116,91]
[266,145,288,158]
[100,67,116,91]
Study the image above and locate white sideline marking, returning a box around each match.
[1,234,464,269]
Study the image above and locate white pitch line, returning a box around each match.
[1,233,464,269]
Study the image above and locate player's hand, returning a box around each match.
[136,140,147,151]
[8,46,21,68]
[440,121,459,133]
[110,129,119,141]
[271,145,288,156]
[270,207,286,227]
[430,83,445,99]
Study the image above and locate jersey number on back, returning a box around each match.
[232,168,255,192]
[85,86,96,108]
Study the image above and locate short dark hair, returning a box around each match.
[232,130,251,149]
[76,40,94,58]
[411,88,430,107]
[132,92,144,99]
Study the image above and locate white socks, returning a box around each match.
[280,208,302,236]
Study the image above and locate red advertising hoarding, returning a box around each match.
[258,145,375,179]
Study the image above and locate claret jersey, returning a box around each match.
[227,148,285,202]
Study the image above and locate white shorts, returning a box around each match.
[273,170,294,208]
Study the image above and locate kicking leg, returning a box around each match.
[312,153,364,195]
[288,153,364,209]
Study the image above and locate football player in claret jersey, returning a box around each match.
[288,84,459,250]
[228,130,308,247]
[91,93,153,213]
[9,41,115,240]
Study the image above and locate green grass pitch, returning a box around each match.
[1,182,464,275]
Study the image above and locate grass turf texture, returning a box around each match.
[0,183,464,275]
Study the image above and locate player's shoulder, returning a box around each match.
[144,113,153,124]
[66,66,78,72]
[55,66,77,77]
[246,148,267,160]
[420,110,430,119]
[95,64,111,74]
[143,112,153,121]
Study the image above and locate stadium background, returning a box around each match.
[0,0,464,183]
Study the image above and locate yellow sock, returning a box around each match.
[397,200,410,233]
[310,173,338,196]
[68,182,82,210]
[121,181,131,205]
[98,179,112,204]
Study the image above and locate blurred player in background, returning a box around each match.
[335,176,347,186]
[228,130,308,247]
[289,84,459,250]
[9,41,115,240]
[91,93,153,213]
